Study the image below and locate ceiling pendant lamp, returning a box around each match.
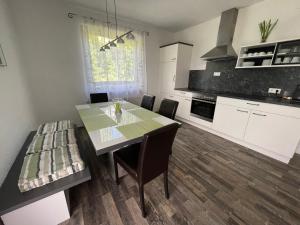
[117,37,125,44]
[126,32,135,40]
[110,42,117,47]
[100,0,134,50]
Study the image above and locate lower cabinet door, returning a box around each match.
[176,96,191,120]
[212,103,250,139]
[244,111,300,157]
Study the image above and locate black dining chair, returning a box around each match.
[113,123,179,217]
[141,95,156,111]
[90,93,108,103]
[158,98,179,120]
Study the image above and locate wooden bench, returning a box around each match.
[0,129,91,225]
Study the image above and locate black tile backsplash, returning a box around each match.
[189,59,300,97]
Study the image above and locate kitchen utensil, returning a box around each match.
[292,85,300,101]
[262,59,272,66]
[278,48,291,54]
[282,91,292,99]
[291,56,300,63]
[275,58,282,64]
[242,61,255,67]
[292,46,300,53]
[283,57,292,63]
[259,52,266,56]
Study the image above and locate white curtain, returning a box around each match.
[81,20,147,100]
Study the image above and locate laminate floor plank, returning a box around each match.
[60,123,300,225]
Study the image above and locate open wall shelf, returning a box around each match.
[236,38,300,69]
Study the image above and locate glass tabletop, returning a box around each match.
[76,101,178,154]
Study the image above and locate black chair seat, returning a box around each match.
[114,143,140,178]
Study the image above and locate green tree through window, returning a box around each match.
[87,31,136,83]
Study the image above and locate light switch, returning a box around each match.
[213,72,221,77]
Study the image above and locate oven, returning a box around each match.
[190,96,216,122]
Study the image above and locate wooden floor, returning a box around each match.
[61,123,300,225]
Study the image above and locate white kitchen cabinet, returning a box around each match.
[159,61,176,94]
[160,44,178,62]
[159,43,193,95]
[244,111,300,158]
[161,92,192,121]
[176,96,192,120]
[212,104,250,139]
[212,96,300,163]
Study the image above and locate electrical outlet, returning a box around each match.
[268,88,281,94]
[214,72,221,77]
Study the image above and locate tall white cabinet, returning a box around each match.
[159,43,193,95]
[159,42,193,119]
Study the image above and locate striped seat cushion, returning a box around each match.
[36,120,74,135]
[26,129,76,155]
[18,144,85,192]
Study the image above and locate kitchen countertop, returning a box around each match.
[175,88,300,108]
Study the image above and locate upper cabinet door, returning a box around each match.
[244,111,300,158]
[160,44,178,62]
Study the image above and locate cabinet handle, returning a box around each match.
[237,109,248,113]
[171,58,176,60]
[253,112,267,117]
[247,102,260,106]
[184,98,191,101]
[170,95,174,98]
[173,75,175,81]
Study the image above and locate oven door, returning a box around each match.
[190,98,216,122]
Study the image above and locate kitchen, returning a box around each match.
[159,8,300,164]
[1,0,300,224]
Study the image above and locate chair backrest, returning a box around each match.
[137,123,179,184]
[90,93,108,103]
[158,99,179,120]
[141,95,156,111]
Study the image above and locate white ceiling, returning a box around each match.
[68,0,263,31]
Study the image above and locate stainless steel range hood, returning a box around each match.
[201,8,238,61]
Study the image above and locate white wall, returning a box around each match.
[7,0,173,124]
[173,0,300,70]
[0,0,37,185]
[173,17,220,70]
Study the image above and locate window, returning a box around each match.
[81,22,146,99]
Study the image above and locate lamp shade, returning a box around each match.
[117,37,125,44]
[110,42,117,47]
[126,32,135,40]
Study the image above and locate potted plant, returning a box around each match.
[259,19,278,42]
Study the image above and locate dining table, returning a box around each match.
[76,100,180,155]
